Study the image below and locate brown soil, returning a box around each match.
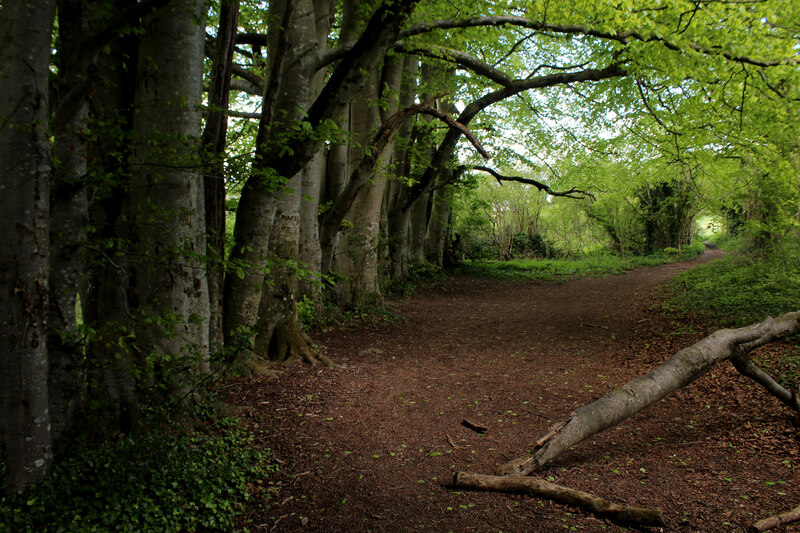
[226,250,800,532]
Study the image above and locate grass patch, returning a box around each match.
[662,244,800,327]
[458,242,705,281]
[0,419,275,532]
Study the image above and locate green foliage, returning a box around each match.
[460,243,705,281]
[300,299,403,331]
[0,420,275,532]
[297,295,318,329]
[662,244,800,327]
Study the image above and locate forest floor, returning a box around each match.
[225,249,800,532]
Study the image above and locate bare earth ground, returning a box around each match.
[225,249,800,532]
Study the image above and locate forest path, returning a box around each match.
[228,249,800,532]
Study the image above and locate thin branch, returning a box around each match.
[397,42,514,86]
[401,15,800,68]
[471,165,595,200]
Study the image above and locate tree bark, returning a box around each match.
[0,0,57,494]
[47,0,94,445]
[453,472,665,527]
[497,311,800,477]
[224,0,419,346]
[202,0,240,350]
[128,0,209,381]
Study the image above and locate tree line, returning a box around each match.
[2,0,798,494]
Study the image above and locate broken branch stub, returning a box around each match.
[497,311,800,477]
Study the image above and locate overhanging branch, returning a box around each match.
[471,165,595,200]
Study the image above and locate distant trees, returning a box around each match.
[2,0,799,493]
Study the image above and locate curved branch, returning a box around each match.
[401,15,800,68]
[397,42,514,86]
[399,61,627,212]
[471,166,594,200]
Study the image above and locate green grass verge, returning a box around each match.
[662,244,800,327]
[458,242,706,281]
[0,419,274,532]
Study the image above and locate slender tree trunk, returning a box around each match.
[47,0,94,445]
[202,0,240,350]
[299,150,326,301]
[82,24,141,433]
[128,0,209,383]
[385,57,418,282]
[424,168,453,267]
[0,0,57,494]
[298,0,333,303]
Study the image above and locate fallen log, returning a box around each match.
[497,311,800,476]
[750,503,800,532]
[452,472,665,528]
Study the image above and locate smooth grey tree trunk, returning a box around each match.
[129,0,209,378]
[0,0,57,494]
[385,57,418,282]
[424,168,453,267]
[297,0,333,303]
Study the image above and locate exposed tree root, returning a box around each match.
[497,311,800,476]
[452,472,665,528]
[268,317,332,367]
[750,503,800,532]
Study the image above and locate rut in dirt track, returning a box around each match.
[229,249,800,532]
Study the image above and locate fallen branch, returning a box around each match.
[461,418,489,433]
[497,311,800,476]
[452,472,665,528]
[750,503,800,532]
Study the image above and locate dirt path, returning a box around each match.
[228,250,800,532]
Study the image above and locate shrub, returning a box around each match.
[0,420,275,532]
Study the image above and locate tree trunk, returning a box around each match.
[497,311,800,477]
[47,0,94,445]
[224,0,419,341]
[384,56,418,282]
[82,23,141,434]
[424,169,453,267]
[202,0,240,350]
[128,0,209,384]
[0,0,56,494]
[297,0,333,303]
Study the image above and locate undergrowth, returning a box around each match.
[298,297,403,330]
[661,240,800,387]
[662,242,800,327]
[0,418,274,532]
[458,242,706,281]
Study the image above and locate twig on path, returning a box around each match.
[462,419,489,433]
